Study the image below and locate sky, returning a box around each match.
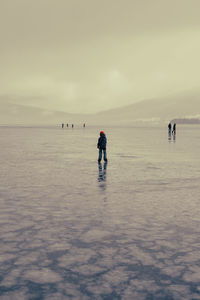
[0,0,200,113]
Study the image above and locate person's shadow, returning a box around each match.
[98,162,107,192]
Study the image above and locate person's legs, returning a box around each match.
[103,149,107,162]
[98,148,102,162]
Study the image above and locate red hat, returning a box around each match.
[100,131,104,135]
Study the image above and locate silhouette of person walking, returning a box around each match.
[97,131,107,163]
[168,122,172,133]
[172,123,176,134]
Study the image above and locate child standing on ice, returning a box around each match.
[97,131,107,163]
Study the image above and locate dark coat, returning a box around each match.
[97,134,107,149]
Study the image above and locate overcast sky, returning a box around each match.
[1,0,200,113]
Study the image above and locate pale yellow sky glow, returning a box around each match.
[0,0,200,113]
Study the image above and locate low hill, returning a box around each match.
[1,90,200,126]
[171,118,200,124]
[92,90,200,125]
[0,100,88,126]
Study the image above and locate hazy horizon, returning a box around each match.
[1,0,200,114]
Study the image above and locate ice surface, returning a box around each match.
[0,125,200,299]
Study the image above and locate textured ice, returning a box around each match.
[0,125,200,299]
[23,268,62,283]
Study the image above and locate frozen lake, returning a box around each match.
[0,125,200,299]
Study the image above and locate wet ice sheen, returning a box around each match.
[0,125,200,299]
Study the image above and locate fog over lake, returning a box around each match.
[0,125,200,299]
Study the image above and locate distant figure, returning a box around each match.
[168,122,172,133]
[62,123,64,129]
[97,131,107,163]
[83,123,86,128]
[172,123,176,134]
[66,123,69,128]
[72,124,74,128]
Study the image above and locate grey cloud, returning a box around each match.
[0,0,200,113]
[1,0,200,46]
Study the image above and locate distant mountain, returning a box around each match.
[171,118,200,124]
[0,99,88,126]
[92,90,200,125]
[0,90,200,125]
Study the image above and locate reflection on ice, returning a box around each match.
[168,130,172,142]
[98,162,107,194]
[173,131,176,142]
[98,162,107,182]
